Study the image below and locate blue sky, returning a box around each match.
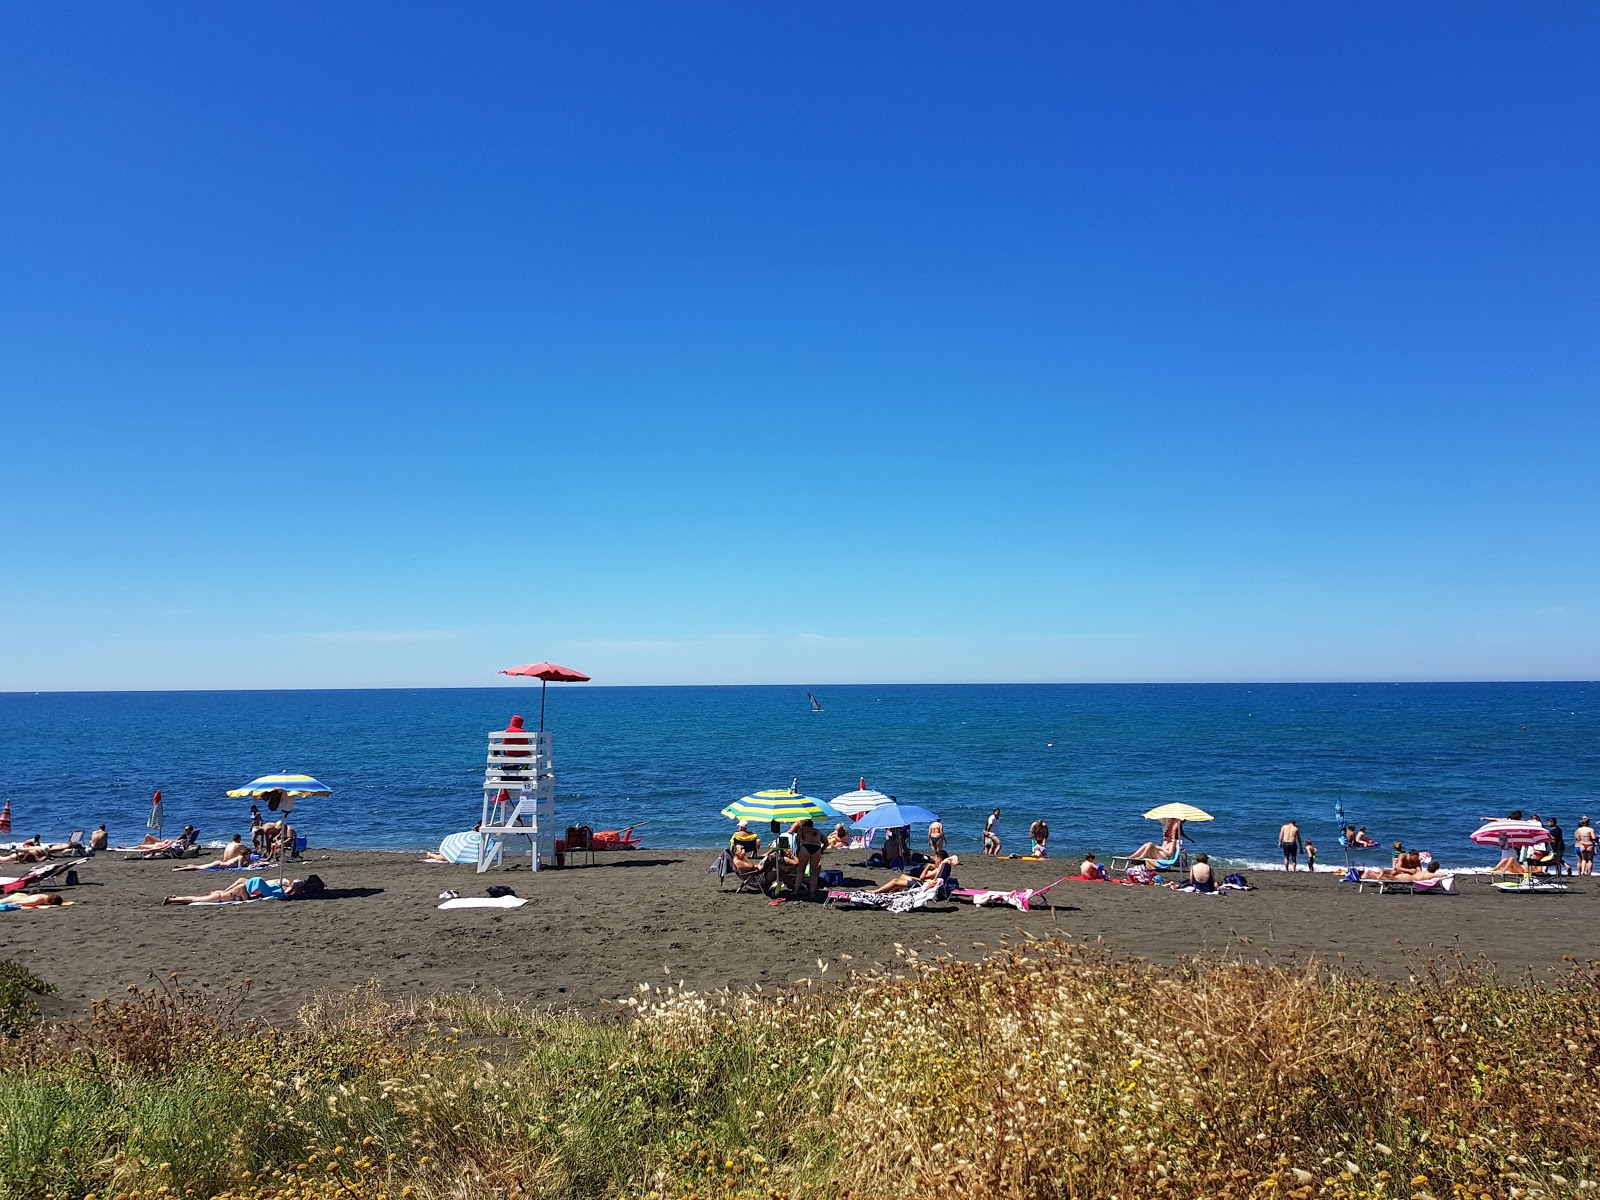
[2,2,1596,689]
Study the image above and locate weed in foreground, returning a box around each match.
[0,942,1597,1200]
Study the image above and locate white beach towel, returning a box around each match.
[437,896,527,910]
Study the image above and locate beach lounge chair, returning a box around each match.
[1358,874,1457,895]
[1110,848,1188,874]
[1493,876,1570,895]
[707,849,769,895]
[826,880,941,913]
[0,861,70,896]
[952,872,1073,912]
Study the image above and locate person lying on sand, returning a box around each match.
[0,842,51,864]
[870,851,956,894]
[163,874,325,905]
[170,836,253,871]
[0,892,64,909]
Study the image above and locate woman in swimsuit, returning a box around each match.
[790,819,826,898]
[163,875,325,905]
[1574,817,1596,876]
[871,851,956,894]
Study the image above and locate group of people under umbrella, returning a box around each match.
[716,783,1222,900]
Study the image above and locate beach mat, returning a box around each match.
[438,896,527,910]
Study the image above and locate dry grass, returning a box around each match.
[2,940,1597,1200]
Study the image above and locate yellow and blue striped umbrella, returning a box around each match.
[226,773,332,799]
[721,789,836,824]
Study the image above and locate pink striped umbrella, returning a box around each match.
[1469,820,1552,848]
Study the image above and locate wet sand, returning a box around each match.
[5,849,1594,1025]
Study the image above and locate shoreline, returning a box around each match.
[5,847,1594,1027]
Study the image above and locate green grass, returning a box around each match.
[1,948,1598,1200]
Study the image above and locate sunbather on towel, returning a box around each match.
[1184,854,1216,892]
[1079,853,1109,881]
[826,823,850,850]
[170,836,254,871]
[0,892,64,909]
[871,851,956,894]
[163,874,325,905]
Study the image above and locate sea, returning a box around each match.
[1,683,1595,871]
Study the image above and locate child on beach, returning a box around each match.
[1029,818,1049,857]
[1304,841,1317,872]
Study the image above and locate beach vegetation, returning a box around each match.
[0,960,55,1037]
[0,941,1597,1200]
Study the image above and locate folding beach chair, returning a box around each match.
[0,861,70,896]
[708,849,769,895]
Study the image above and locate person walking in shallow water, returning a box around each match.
[1278,819,1302,871]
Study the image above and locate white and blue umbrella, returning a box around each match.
[855,803,939,830]
[437,830,482,865]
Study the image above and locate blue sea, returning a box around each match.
[1,683,1595,870]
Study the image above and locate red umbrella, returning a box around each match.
[498,662,592,731]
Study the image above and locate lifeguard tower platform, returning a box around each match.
[478,726,556,872]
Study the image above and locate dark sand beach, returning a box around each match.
[5,849,1593,1025]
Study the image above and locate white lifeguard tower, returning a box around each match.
[477,726,556,872]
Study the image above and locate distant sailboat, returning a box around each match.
[808,692,824,713]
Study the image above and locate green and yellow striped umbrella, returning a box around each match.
[721,789,836,824]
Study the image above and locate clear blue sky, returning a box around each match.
[2,3,1596,689]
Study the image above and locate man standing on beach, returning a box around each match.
[1278,819,1302,871]
[983,808,1002,855]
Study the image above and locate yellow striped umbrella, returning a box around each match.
[227,773,332,799]
[721,789,836,824]
[1141,803,1213,822]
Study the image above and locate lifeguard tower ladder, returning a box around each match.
[478,727,556,872]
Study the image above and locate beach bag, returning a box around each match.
[1225,872,1250,889]
[1343,867,1360,883]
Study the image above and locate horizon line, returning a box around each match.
[1,678,1596,696]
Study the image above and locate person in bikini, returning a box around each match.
[163,874,325,905]
[790,818,826,898]
[870,851,957,894]
[1124,818,1182,863]
[1574,817,1596,876]
[170,834,252,871]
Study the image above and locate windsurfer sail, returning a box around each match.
[808,692,823,713]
